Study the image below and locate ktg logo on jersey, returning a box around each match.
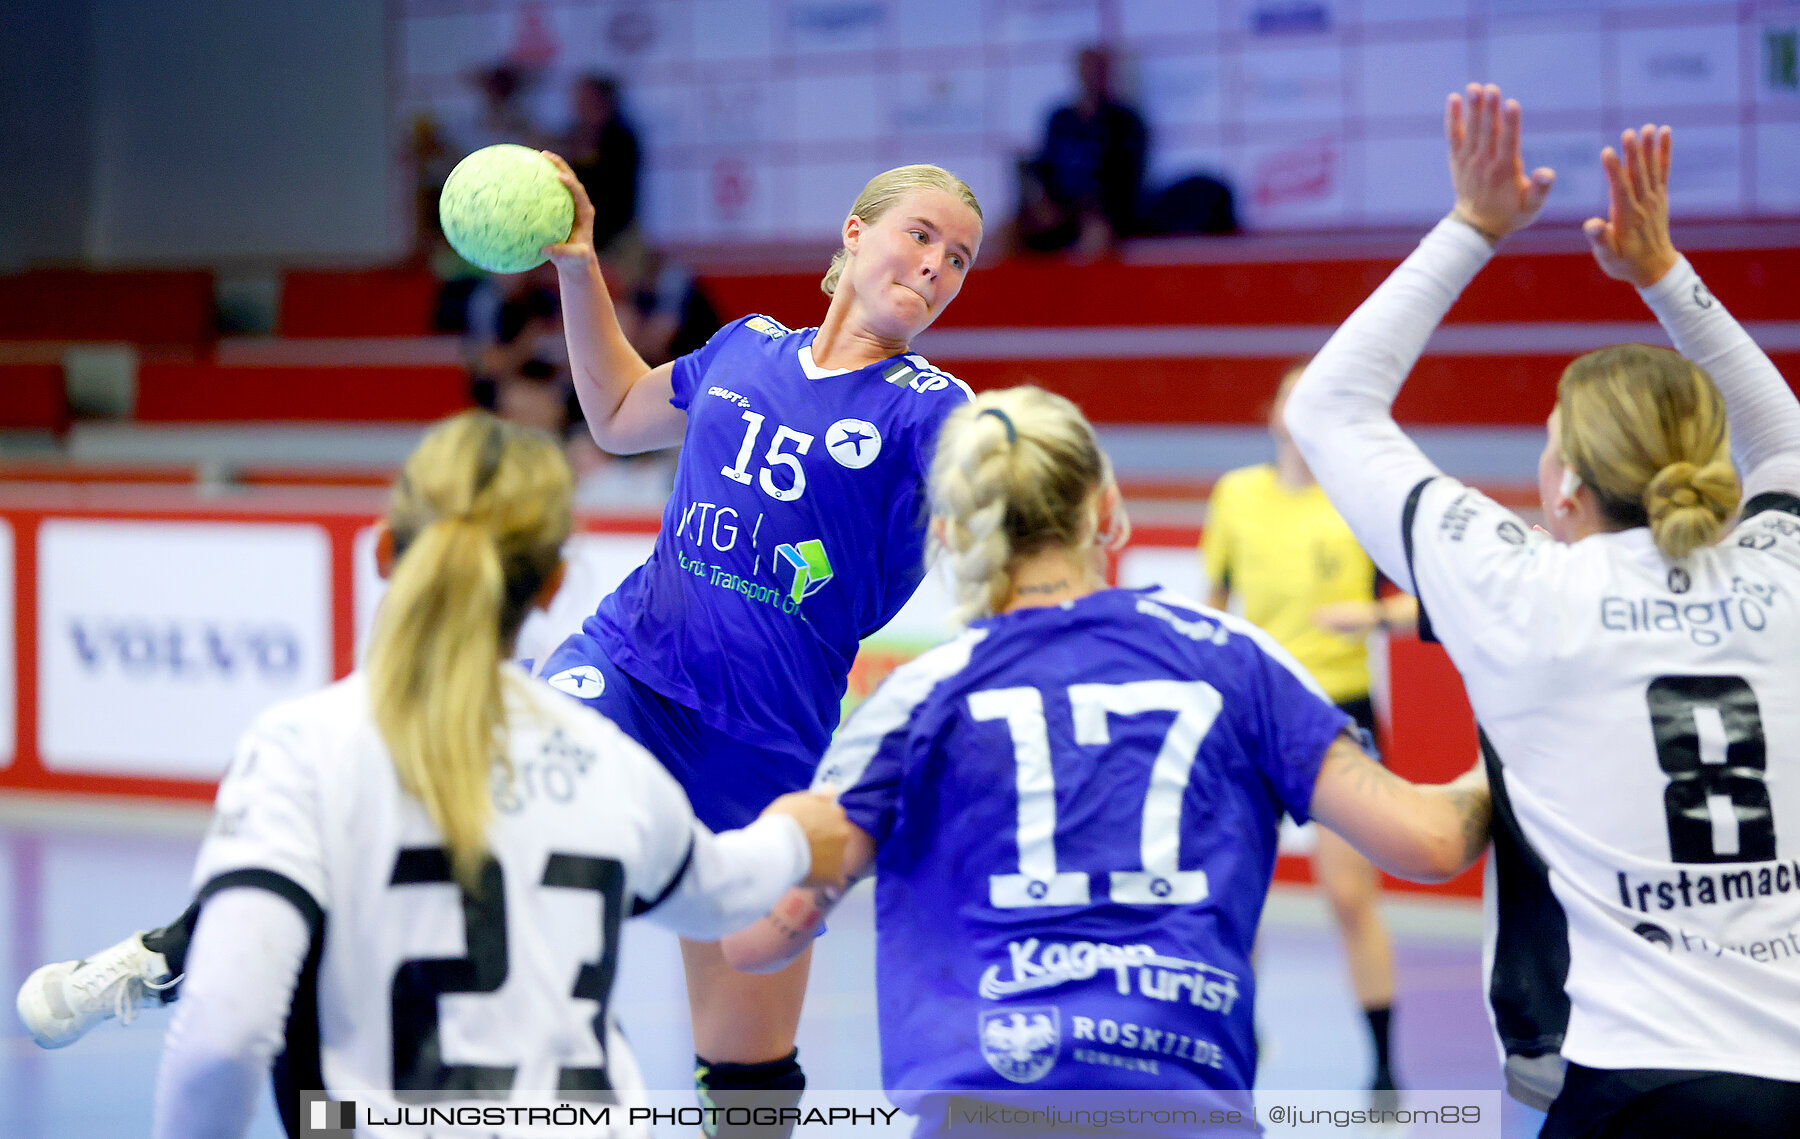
[774,539,834,604]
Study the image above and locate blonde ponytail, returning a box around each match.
[1556,344,1740,561]
[930,386,1110,623]
[367,413,572,894]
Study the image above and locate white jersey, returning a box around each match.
[1284,220,1800,1104]
[1403,481,1800,1084]
[173,664,809,1136]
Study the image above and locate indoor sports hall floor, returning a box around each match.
[0,798,1548,1137]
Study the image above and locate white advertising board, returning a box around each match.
[353,527,658,671]
[38,521,333,778]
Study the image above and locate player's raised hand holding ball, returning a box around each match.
[538,150,597,269]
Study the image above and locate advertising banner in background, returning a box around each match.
[398,0,1798,240]
[38,521,333,778]
[354,528,660,670]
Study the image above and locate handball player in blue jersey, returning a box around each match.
[18,158,987,1137]
[726,386,1493,1135]
[533,156,983,1131]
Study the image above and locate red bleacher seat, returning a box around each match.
[0,363,69,431]
[0,269,215,345]
[135,362,470,422]
[279,266,442,338]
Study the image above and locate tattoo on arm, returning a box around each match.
[1322,732,1492,870]
[1447,781,1492,866]
[1323,733,1409,803]
[766,889,828,945]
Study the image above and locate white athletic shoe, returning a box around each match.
[15,933,178,1048]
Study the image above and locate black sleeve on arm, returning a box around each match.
[630,832,696,917]
[1400,477,1439,644]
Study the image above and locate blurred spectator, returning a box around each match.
[464,263,575,440]
[603,247,722,369]
[560,74,642,257]
[1141,171,1239,236]
[1016,45,1148,259]
[465,62,547,151]
[457,253,681,509]
[420,63,549,300]
[406,112,460,268]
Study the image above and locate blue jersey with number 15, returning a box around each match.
[586,315,971,761]
[816,587,1349,1102]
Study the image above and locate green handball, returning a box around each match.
[438,144,574,274]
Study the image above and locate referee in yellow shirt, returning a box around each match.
[1202,364,1417,1110]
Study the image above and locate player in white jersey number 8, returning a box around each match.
[1283,83,1800,1136]
[722,386,1492,1135]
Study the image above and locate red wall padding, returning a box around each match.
[930,351,1800,425]
[0,269,215,344]
[135,362,472,422]
[699,246,1800,330]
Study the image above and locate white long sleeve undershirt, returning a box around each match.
[153,889,309,1139]
[1283,216,1495,593]
[1636,256,1800,503]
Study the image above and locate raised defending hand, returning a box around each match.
[539,150,597,269]
[1582,125,1678,289]
[761,791,853,889]
[1445,83,1555,243]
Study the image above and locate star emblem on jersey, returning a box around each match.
[774,539,834,603]
[825,418,882,469]
[547,665,605,700]
[979,1007,1060,1083]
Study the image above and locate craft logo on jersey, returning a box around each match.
[979,1007,1060,1083]
[547,665,605,700]
[825,418,882,469]
[774,539,833,604]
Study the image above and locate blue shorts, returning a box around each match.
[537,631,818,832]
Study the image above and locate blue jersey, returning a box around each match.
[587,315,971,761]
[816,587,1349,1101]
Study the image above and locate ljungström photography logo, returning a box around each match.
[303,1094,355,1136]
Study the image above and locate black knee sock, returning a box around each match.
[694,1048,805,1139]
[1364,1005,1395,1086]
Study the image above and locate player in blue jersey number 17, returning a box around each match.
[724,386,1493,1136]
